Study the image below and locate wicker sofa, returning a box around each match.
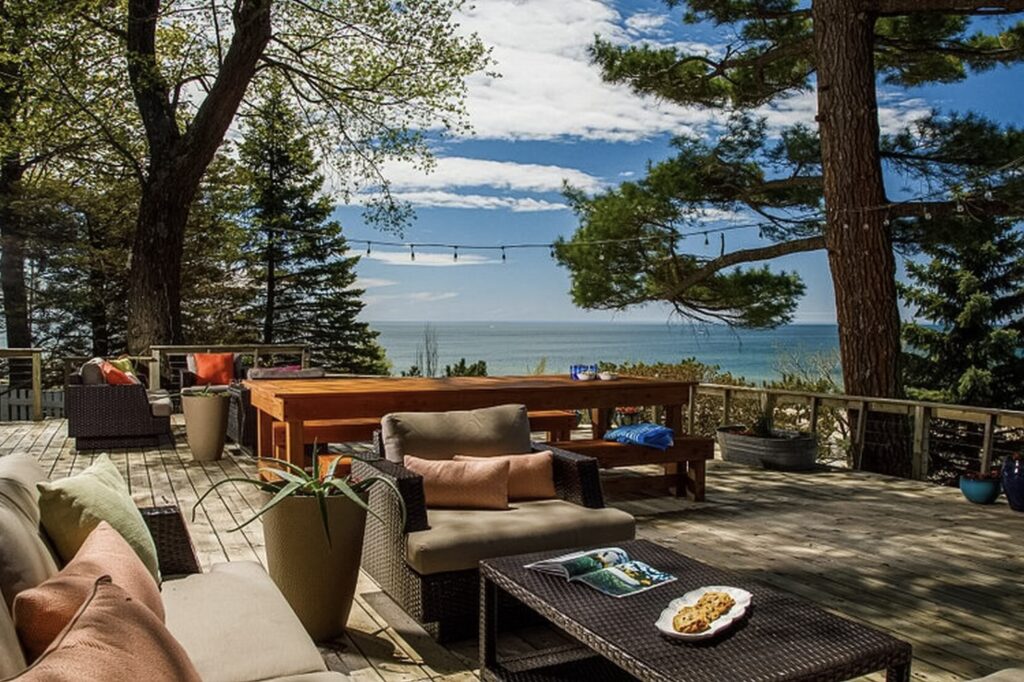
[0,454,346,681]
[65,373,173,450]
[355,404,636,641]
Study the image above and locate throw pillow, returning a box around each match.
[192,352,234,385]
[403,456,510,510]
[37,455,160,581]
[78,358,105,385]
[16,577,201,682]
[14,522,164,661]
[99,361,139,385]
[453,451,556,500]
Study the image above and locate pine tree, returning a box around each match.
[239,81,389,375]
[901,219,1024,408]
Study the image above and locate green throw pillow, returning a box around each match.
[37,455,160,581]
[108,357,137,378]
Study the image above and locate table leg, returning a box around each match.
[284,420,305,470]
[663,404,686,496]
[686,460,707,501]
[886,663,910,682]
[591,407,613,439]
[479,575,498,673]
[256,410,273,460]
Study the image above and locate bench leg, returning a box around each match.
[686,460,706,501]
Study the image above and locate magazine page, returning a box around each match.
[572,560,676,598]
[525,547,629,579]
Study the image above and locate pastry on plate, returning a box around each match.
[672,606,710,634]
[696,591,736,619]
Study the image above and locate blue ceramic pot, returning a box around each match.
[959,476,1001,505]
[1002,456,1024,512]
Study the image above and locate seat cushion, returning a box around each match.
[149,394,173,417]
[0,455,58,611]
[0,586,26,679]
[406,499,636,575]
[14,522,164,661]
[37,454,160,580]
[382,404,532,461]
[16,578,200,682]
[162,561,327,682]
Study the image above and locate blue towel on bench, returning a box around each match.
[604,423,675,451]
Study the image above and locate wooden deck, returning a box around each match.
[2,418,1020,682]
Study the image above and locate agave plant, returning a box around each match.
[193,454,404,544]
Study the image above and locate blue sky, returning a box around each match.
[336,0,1024,324]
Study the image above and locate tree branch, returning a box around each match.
[873,0,1024,15]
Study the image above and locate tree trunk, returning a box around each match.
[85,217,111,357]
[814,0,910,476]
[126,168,193,352]
[0,157,31,349]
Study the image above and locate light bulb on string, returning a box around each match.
[703,232,709,246]
[453,246,459,262]
[410,244,416,261]
[985,190,994,201]
[366,241,371,256]
[549,245,556,259]
[924,210,932,221]
[956,203,965,214]
[719,233,725,256]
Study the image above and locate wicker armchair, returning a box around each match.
[355,433,632,641]
[65,374,173,450]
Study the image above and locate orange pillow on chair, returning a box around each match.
[403,456,510,510]
[453,451,556,501]
[99,361,139,385]
[192,353,234,385]
[14,522,164,661]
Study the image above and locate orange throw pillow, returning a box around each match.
[403,456,509,510]
[17,577,200,682]
[454,451,557,501]
[99,361,138,385]
[14,521,164,661]
[192,352,234,385]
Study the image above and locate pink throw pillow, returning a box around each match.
[403,456,510,510]
[453,451,556,501]
[14,521,164,661]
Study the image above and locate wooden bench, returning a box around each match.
[271,409,578,457]
[547,436,714,501]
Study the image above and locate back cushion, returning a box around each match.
[381,404,532,461]
[191,353,234,385]
[0,586,27,678]
[0,455,58,611]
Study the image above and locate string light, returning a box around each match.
[720,233,725,256]
[703,232,709,246]
[366,241,371,255]
[410,244,415,261]
[453,246,458,262]
[501,246,507,262]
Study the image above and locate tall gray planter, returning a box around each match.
[717,425,817,471]
[182,393,230,461]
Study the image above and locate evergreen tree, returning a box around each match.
[239,82,389,375]
[901,219,1024,408]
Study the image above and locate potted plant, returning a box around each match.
[194,455,403,641]
[1002,453,1024,511]
[716,410,817,471]
[181,385,230,461]
[959,469,1001,505]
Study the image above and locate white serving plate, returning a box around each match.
[598,372,619,381]
[576,372,597,381]
[655,585,752,641]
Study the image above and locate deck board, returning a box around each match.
[2,418,1020,682]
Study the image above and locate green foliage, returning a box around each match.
[444,358,487,377]
[900,219,1024,408]
[238,81,389,375]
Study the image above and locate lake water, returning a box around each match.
[370,321,841,383]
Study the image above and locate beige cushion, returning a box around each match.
[162,561,327,682]
[454,451,556,500]
[0,455,58,611]
[382,404,532,461]
[37,454,160,581]
[16,578,201,682]
[404,456,510,509]
[0,586,26,678]
[971,670,1024,681]
[406,499,636,575]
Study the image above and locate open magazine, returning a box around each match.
[526,547,676,598]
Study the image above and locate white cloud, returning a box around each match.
[455,0,718,141]
[625,12,670,37]
[383,157,603,193]
[351,277,397,290]
[364,250,500,267]
[389,191,567,212]
[365,291,459,304]
[757,90,930,135]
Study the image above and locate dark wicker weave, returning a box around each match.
[65,374,172,450]
[140,506,202,578]
[227,383,256,454]
[355,442,608,641]
[479,540,912,682]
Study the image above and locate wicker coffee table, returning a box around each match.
[480,540,911,682]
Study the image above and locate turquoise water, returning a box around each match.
[370,322,841,383]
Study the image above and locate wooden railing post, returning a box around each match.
[912,405,931,480]
[980,413,996,473]
[686,384,697,435]
[852,401,868,470]
[722,388,733,425]
[760,392,777,431]
[809,396,820,434]
[30,350,42,421]
[149,349,162,390]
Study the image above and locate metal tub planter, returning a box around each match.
[716,425,818,471]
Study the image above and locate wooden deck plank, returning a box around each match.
[3,419,1022,681]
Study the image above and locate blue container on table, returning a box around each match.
[959,475,1001,505]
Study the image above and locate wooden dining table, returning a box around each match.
[245,374,711,499]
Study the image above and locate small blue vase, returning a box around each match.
[1001,456,1024,512]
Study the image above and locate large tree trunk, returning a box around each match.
[0,157,30,351]
[814,0,910,476]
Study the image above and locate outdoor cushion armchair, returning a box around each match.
[65,373,173,450]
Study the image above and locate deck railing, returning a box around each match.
[147,344,310,390]
[690,383,1024,479]
[0,348,43,421]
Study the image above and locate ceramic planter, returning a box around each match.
[182,393,229,461]
[1001,456,1024,512]
[261,493,368,641]
[959,476,1001,505]
[716,425,817,471]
